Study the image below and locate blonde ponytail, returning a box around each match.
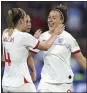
[6,10,14,36]
[6,8,26,36]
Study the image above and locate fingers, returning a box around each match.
[36,29,42,33]
[60,24,65,30]
[59,24,65,28]
[34,29,42,38]
[53,24,65,35]
[59,24,65,32]
[58,24,65,30]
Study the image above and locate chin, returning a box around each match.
[49,28,55,32]
[26,29,30,32]
[27,30,30,32]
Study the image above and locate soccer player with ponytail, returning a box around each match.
[2,8,64,92]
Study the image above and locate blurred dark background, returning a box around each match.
[1,1,87,92]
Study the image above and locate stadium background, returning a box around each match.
[1,1,87,92]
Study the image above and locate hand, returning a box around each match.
[34,29,42,38]
[31,71,37,82]
[53,24,65,35]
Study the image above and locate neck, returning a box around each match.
[49,30,53,34]
[15,25,22,32]
[49,29,63,35]
[49,30,54,35]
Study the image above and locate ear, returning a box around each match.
[19,19,23,24]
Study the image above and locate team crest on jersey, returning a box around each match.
[58,38,64,43]
[54,38,64,45]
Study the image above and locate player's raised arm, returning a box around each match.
[37,24,64,51]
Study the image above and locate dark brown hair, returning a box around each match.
[53,4,67,24]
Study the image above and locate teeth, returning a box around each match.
[49,23,54,27]
[49,23,54,25]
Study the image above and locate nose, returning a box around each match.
[48,18,53,22]
[28,23,31,27]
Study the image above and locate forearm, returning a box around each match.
[37,33,57,50]
[27,56,36,72]
[78,56,87,70]
[44,33,57,48]
[37,24,64,50]
[74,52,87,70]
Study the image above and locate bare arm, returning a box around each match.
[37,24,64,51]
[74,52,86,70]
[1,55,5,67]
[27,53,36,82]
[27,55,36,72]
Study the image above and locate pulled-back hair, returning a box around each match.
[6,8,26,36]
[53,4,67,24]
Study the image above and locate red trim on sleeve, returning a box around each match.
[29,50,37,54]
[24,77,29,84]
[72,50,81,54]
[67,89,72,93]
[33,40,40,49]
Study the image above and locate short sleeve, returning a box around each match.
[69,37,81,54]
[29,48,40,54]
[23,33,40,49]
[29,33,45,54]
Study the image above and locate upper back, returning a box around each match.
[2,28,39,64]
[2,29,28,64]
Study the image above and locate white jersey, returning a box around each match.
[2,29,40,87]
[30,30,80,83]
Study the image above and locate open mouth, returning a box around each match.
[48,23,55,27]
[28,28,31,30]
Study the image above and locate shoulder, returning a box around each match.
[2,28,9,38]
[23,32,36,41]
[23,32,32,36]
[63,31,75,40]
[40,31,49,37]
[19,32,33,38]
[41,31,49,35]
[2,28,9,34]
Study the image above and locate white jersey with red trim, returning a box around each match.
[31,30,80,83]
[2,29,39,87]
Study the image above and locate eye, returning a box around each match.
[48,16,50,19]
[26,20,29,23]
[53,17,56,19]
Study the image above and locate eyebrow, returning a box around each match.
[48,15,56,18]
